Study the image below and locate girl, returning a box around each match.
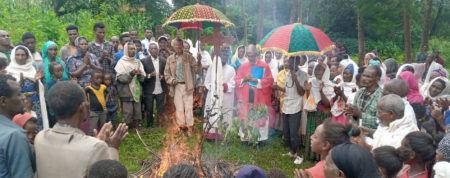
[399,131,436,178]
[230,45,247,70]
[373,146,409,178]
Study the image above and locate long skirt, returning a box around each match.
[302,110,330,161]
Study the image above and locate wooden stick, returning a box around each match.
[135,129,162,160]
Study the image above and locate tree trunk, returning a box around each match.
[289,0,297,23]
[430,1,443,37]
[242,0,248,45]
[256,0,264,42]
[222,0,226,15]
[297,0,303,22]
[357,11,365,67]
[420,0,433,47]
[272,0,277,28]
[403,0,412,63]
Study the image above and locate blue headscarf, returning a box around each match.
[345,64,354,74]
[43,41,69,85]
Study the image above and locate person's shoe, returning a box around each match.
[294,156,304,165]
[282,152,296,157]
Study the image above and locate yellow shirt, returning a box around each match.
[86,84,107,111]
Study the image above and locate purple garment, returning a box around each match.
[236,165,267,178]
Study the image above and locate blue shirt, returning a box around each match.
[0,114,35,178]
[115,50,124,63]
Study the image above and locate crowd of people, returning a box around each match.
[0,21,450,178]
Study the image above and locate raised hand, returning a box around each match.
[34,70,44,81]
[304,81,312,91]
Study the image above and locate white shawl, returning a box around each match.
[115,43,146,101]
[7,45,36,82]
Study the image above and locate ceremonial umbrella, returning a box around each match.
[257,23,335,57]
[162,3,234,30]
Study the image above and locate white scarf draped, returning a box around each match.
[115,43,146,101]
[6,45,36,82]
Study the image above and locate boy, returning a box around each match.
[47,61,65,90]
[13,112,38,145]
[86,70,107,135]
[104,73,118,128]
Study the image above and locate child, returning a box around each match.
[399,131,436,178]
[88,159,128,178]
[0,56,7,74]
[12,112,38,145]
[24,97,37,118]
[104,73,118,128]
[47,61,65,90]
[373,146,409,178]
[85,70,107,135]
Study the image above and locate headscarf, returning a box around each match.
[230,45,248,68]
[308,62,334,105]
[431,69,448,78]
[43,41,69,84]
[74,36,89,58]
[6,45,36,81]
[330,143,381,178]
[114,42,146,102]
[423,61,447,85]
[262,51,277,82]
[438,134,450,162]
[383,58,398,79]
[398,71,424,104]
[422,77,450,99]
[236,165,267,178]
[12,112,34,128]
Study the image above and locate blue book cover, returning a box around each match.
[249,66,264,86]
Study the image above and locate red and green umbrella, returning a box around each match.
[258,23,335,57]
[162,3,234,30]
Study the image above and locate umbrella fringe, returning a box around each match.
[163,18,234,28]
[257,45,336,57]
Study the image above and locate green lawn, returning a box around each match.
[119,122,315,177]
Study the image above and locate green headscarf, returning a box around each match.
[42,41,69,85]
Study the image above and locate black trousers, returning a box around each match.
[282,111,302,151]
[144,93,165,127]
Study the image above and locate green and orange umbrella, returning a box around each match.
[258,23,335,57]
[162,3,234,30]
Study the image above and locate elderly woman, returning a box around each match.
[115,42,146,128]
[356,94,419,150]
[7,45,45,130]
[303,61,334,160]
[66,37,103,88]
[331,63,358,125]
[324,143,381,178]
[422,77,450,100]
[43,41,69,87]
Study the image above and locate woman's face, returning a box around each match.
[311,125,324,154]
[238,48,245,58]
[315,65,325,79]
[79,39,89,54]
[308,63,315,76]
[330,57,338,65]
[330,66,339,79]
[127,44,136,57]
[430,80,444,97]
[318,56,325,63]
[15,49,28,65]
[135,43,142,52]
[47,45,58,60]
[183,43,190,53]
[343,69,353,83]
[264,53,272,63]
[283,58,290,69]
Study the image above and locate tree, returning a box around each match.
[420,0,433,47]
[272,0,277,28]
[297,0,303,22]
[256,0,264,42]
[403,0,412,63]
[289,0,297,23]
[356,2,365,67]
[242,0,248,44]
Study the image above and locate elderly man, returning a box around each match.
[381,79,417,126]
[59,25,79,63]
[0,74,35,178]
[0,30,12,61]
[111,36,120,53]
[354,94,418,150]
[142,43,166,128]
[345,66,383,129]
[34,81,128,177]
[164,38,202,137]
[234,44,274,142]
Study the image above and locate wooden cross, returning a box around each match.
[200,24,235,59]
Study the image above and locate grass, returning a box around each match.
[119,121,315,177]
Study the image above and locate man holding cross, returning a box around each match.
[164,38,202,137]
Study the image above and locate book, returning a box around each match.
[249,66,264,86]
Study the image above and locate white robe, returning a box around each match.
[203,58,236,133]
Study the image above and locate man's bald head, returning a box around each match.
[382,79,409,97]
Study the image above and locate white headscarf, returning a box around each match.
[331,63,359,116]
[422,77,450,100]
[298,55,309,73]
[6,45,36,82]
[309,62,334,105]
[115,42,146,102]
[232,45,247,64]
[262,51,278,82]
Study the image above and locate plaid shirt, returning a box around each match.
[88,40,116,76]
[353,87,382,129]
[105,85,118,111]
